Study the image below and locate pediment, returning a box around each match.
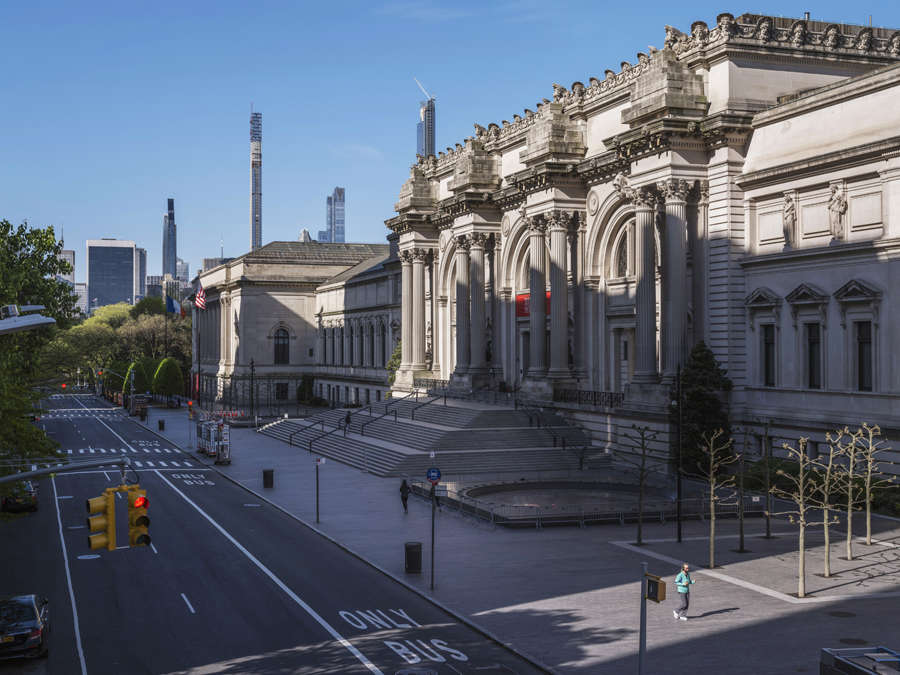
[834,279,882,304]
[785,283,828,307]
[745,287,781,308]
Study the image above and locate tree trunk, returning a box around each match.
[823,508,831,578]
[865,468,873,546]
[709,482,716,568]
[738,453,745,552]
[798,522,806,598]
[846,485,854,561]
[637,477,644,545]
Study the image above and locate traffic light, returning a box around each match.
[187,400,193,419]
[61,383,66,390]
[127,486,151,547]
[86,490,116,551]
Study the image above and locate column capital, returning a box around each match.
[456,234,472,251]
[467,232,489,249]
[657,178,691,203]
[399,250,414,264]
[526,215,548,234]
[633,186,658,210]
[411,247,430,262]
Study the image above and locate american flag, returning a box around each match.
[194,284,207,310]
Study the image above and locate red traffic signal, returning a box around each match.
[61,383,67,389]
[133,494,148,509]
[98,370,103,376]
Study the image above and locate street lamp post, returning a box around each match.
[250,359,255,425]
[674,365,683,544]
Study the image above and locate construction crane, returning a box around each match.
[414,77,434,101]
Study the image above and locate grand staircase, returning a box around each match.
[258,395,609,478]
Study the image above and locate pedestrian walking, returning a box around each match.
[399,479,410,514]
[344,411,352,429]
[673,563,695,621]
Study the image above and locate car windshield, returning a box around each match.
[0,599,36,625]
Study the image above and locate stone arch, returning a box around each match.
[267,321,296,339]
[585,190,635,280]
[499,214,551,295]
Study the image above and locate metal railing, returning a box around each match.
[410,395,440,420]
[553,389,625,408]
[360,391,415,435]
[307,406,369,453]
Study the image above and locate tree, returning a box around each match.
[694,429,738,569]
[856,423,896,546]
[618,425,663,545]
[676,342,733,471]
[122,361,150,397]
[131,296,164,319]
[818,431,843,578]
[152,357,183,397]
[833,426,863,561]
[769,438,837,598]
[386,340,402,386]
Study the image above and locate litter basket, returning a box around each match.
[158,420,165,431]
[263,469,274,489]
[404,541,422,574]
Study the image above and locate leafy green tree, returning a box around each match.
[89,303,132,330]
[131,296,164,319]
[122,361,150,396]
[386,340,402,386]
[674,341,733,471]
[152,357,183,397]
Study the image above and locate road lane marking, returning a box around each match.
[76,555,100,560]
[52,477,89,675]
[58,495,73,499]
[159,461,168,467]
[103,472,110,481]
[163,448,172,453]
[99,448,106,453]
[150,543,158,554]
[154,470,383,674]
[135,461,143,468]
[68,525,85,530]
[146,461,155,467]
[181,593,196,614]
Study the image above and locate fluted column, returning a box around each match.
[490,238,503,375]
[454,237,471,373]
[363,320,371,367]
[430,256,440,373]
[341,322,350,366]
[317,321,325,364]
[468,233,488,373]
[411,249,427,370]
[326,325,333,365]
[570,219,585,377]
[660,178,690,382]
[527,216,548,377]
[633,188,659,383]
[400,251,413,369]
[548,211,571,378]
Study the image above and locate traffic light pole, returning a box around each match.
[639,561,648,675]
[0,456,132,485]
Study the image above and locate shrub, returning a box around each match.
[152,357,183,397]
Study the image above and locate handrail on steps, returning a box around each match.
[306,405,370,453]
[360,391,415,435]
[409,395,440,420]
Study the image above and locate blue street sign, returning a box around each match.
[426,467,441,485]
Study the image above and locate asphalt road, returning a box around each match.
[1,394,542,674]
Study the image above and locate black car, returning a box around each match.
[0,481,38,513]
[0,595,49,659]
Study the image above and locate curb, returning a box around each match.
[131,412,557,674]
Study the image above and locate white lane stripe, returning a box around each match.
[180,593,196,614]
[79,449,84,454]
[150,543,158,555]
[103,472,110,481]
[120,448,126,453]
[89,449,95,454]
[158,461,168,467]
[99,448,106,453]
[154,470,383,674]
[67,449,72,454]
[135,461,143,468]
[163,449,172,454]
[146,461,154,467]
[144,449,151,453]
[52,477,88,675]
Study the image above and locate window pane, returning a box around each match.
[274,328,289,364]
[762,324,775,386]
[805,323,820,389]
[856,321,872,391]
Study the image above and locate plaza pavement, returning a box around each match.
[139,405,900,674]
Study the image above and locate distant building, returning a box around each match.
[201,257,232,274]
[74,282,88,314]
[176,257,189,282]
[417,98,435,157]
[58,249,75,283]
[318,187,346,243]
[250,112,262,250]
[86,239,138,309]
[146,275,163,299]
[136,248,147,298]
[162,198,177,278]
[299,228,312,242]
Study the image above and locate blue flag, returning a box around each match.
[165,295,178,314]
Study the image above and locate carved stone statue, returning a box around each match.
[782,194,795,248]
[828,185,847,240]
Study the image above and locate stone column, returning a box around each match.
[490,238,504,375]
[342,322,350,366]
[411,249,427,370]
[633,188,659,383]
[570,217,585,377]
[468,233,488,373]
[317,321,325,365]
[429,255,440,373]
[454,237,471,373]
[363,320,371,367]
[548,211,571,378]
[659,178,690,382]
[527,216,548,378]
[400,251,413,369]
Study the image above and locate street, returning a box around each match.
[1,395,541,674]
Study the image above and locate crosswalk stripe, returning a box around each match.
[163,449,172,454]
[66,449,72,455]
[144,449,151,453]
[158,461,167,467]
[135,461,143,467]
[120,448,126,453]
[89,449,95,454]
[146,461,154,467]
[99,448,106,453]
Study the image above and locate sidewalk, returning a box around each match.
[139,405,900,674]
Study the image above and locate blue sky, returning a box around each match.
[3,1,899,282]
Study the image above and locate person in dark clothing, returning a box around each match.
[344,411,352,430]
[400,479,411,513]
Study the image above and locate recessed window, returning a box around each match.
[275,382,288,400]
[274,328,289,365]
[762,324,776,387]
[805,323,821,389]
[855,321,872,392]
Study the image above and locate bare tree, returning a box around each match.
[834,426,863,561]
[857,423,896,546]
[694,429,738,568]
[769,438,837,598]
[619,425,662,545]
[817,431,844,578]
[734,428,750,553]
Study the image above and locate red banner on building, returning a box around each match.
[515,291,551,317]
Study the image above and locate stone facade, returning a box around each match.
[193,240,392,413]
[386,13,900,457]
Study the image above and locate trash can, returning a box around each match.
[158,420,165,431]
[404,541,422,574]
[263,469,274,489]
[140,410,146,421]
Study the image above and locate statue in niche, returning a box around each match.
[828,184,847,241]
[782,194,795,248]
[424,321,433,368]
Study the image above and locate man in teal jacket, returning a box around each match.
[674,563,694,620]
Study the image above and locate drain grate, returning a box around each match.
[828,611,857,618]
[839,638,868,646]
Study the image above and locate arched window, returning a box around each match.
[274,328,289,365]
[615,237,629,278]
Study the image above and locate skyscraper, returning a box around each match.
[137,248,147,298]
[162,198,176,277]
[176,257,189,282]
[58,249,75,283]
[86,239,138,309]
[417,98,435,157]
[319,188,346,243]
[250,111,262,250]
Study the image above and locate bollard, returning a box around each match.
[158,419,165,431]
[263,468,274,489]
